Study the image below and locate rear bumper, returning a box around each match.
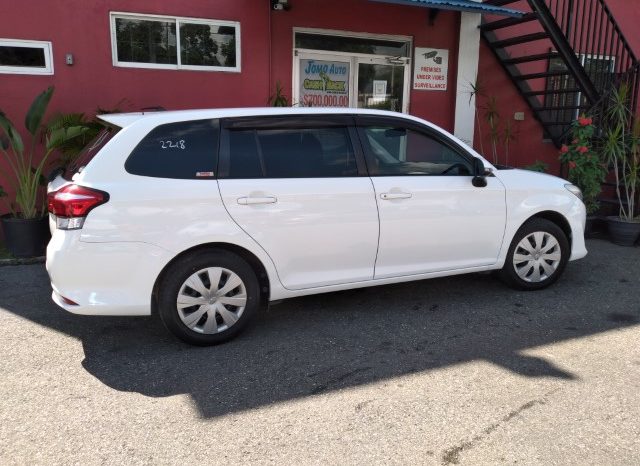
[46,230,172,316]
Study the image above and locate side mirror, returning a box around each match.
[472,158,487,188]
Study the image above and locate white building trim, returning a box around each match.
[453,8,482,147]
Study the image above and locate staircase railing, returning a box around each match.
[538,0,639,115]
[482,0,639,146]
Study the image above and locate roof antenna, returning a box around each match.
[140,106,167,113]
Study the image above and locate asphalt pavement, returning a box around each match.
[0,239,639,465]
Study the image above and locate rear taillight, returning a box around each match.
[47,184,109,230]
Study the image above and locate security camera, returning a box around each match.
[272,0,290,10]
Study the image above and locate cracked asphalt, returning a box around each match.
[0,239,639,465]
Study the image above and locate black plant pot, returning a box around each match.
[606,216,640,247]
[585,216,597,239]
[1,215,51,258]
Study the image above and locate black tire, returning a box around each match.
[499,218,570,291]
[157,249,261,346]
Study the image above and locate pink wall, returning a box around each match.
[476,41,561,172]
[0,0,271,120]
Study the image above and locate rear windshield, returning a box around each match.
[69,126,120,177]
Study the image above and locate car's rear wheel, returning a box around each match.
[499,218,570,291]
[157,250,260,345]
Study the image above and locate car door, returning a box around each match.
[217,115,379,290]
[357,116,507,279]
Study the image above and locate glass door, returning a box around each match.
[356,57,408,113]
[293,51,410,112]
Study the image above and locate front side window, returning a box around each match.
[362,126,472,176]
[225,127,358,179]
[0,39,53,75]
[111,13,239,71]
[125,119,219,179]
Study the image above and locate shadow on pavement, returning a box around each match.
[0,239,638,418]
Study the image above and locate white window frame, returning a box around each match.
[573,53,615,119]
[109,12,241,72]
[0,38,53,75]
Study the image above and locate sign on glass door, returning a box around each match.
[298,59,350,107]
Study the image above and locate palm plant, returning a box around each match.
[268,81,289,107]
[503,119,515,167]
[44,112,104,172]
[485,96,500,165]
[602,83,639,222]
[0,87,88,219]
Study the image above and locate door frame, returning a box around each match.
[292,28,412,113]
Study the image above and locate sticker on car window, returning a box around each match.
[160,139,186,150]
[196,172,215,177]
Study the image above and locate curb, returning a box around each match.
[0,256,46,267]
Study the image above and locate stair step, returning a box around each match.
[538,105,588,111]
[480,13,538,31]
[490,32,550,48]
[515,70,571,80]
[503,53,558,65]
[540,121,574,127]
[522,88,581,96]
[485,0,524,6]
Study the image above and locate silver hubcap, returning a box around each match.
[176,267,247,334]
[513,231,562,283]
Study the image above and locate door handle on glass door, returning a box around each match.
[380,192,412,200]
[237,196,277,205]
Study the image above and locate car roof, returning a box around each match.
[97,107,426,129]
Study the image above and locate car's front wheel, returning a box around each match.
[499,218,570,290]
[157,250,261,345]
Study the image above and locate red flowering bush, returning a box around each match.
[559,115,607,214]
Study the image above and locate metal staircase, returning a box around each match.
[481,0,639,147]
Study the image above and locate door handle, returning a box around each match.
[237,196,277,205]
[380,192,412,200]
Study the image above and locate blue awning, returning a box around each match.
[368,0,525,17]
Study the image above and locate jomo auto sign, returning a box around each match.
[413,48,449,91]
[299,59,350,107]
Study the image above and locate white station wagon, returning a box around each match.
[46,108,587,345]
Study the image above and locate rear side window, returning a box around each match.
[125,119,219,179]
[225,127,357,178]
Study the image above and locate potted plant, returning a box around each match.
[559,115,607,237]
[268,81,289,107]
[0,87,88,257]
[602,83,640,246]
